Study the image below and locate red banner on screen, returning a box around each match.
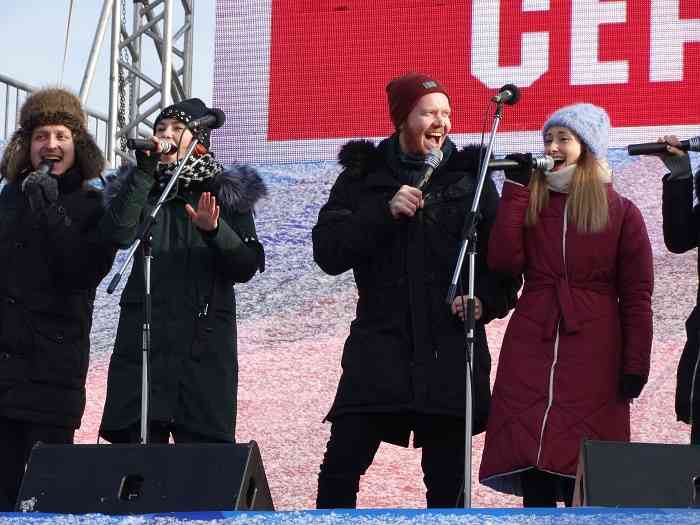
[267,0,700,141]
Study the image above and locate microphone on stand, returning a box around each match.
[489,155,555,171]
[126,138,177,155]
[491,84,520,105]
[416,149,444,190]
[627,137,700,156]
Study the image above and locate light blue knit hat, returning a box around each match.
[542,103,610,159]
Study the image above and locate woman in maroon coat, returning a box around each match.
[478,103,653,507]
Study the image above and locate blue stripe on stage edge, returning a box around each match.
[1,508,700,524]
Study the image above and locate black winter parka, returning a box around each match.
[312,137,520,435]
[0,169,116,429]
[663,174,700,424]
[98,164,266,442]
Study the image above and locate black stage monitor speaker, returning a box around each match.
[15,440,274,514]
[573,440,700,507]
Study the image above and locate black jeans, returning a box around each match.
[0,417,74,511]
[316,413,465,508]
[521,468,575,507]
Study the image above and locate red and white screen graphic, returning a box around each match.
[213,0,700,164]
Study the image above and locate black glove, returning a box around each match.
[619,373,646,399]
[503,153,534,186]
[661,153,692,181]
[135,149,160,177]
[22,171,59,213]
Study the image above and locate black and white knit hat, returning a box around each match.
[153,98,212,150]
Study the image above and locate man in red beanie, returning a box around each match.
[312,73,519,508]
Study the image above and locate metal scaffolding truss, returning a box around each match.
[80,0,194,167]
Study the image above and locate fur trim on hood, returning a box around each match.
[105,163,267,215]
[337,138,488,177]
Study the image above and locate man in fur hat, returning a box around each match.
[0,87,116,510]
[312,73,520,508]
[99,98,266,445]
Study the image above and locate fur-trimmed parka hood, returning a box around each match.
[337,137,488,178]
[105,163,267,215]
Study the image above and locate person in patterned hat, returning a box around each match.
[99,98,267,445]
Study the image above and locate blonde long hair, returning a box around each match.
[525,145,609,233]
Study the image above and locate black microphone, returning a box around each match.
[491,84,520,105]
[489,155,555,171]
[188,108,226,130]
[416,149,444,190]
[126,138,177,155]
[627,137,700,156]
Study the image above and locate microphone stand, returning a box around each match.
[446,101,506,508]
[106,137,200,445]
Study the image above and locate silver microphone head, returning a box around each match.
[425,148,443,169]
[157,138,177,155]
[688,136,700,152]
[36,159,56,175]
[532,155,555,171]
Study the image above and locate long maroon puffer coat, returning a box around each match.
[479,180,653,497]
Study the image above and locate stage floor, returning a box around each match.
[2,508,700,525]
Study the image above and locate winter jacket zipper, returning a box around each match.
[536,198,569,465]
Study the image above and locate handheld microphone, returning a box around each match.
[35,159,56,175]
[416,149,444,190]
[188,108,226,130]
[126,138,177,155]
[491,84,520,105]
[489,155,555,171]
[21,159,56,194]
[627,137,700,156]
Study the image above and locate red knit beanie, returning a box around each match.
[385,73,450,129]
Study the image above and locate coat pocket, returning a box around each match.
[28,312,87,389]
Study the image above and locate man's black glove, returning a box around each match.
[619,373,646,399]
[503,153,534,186]
[22,171,59,213]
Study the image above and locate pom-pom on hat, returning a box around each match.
[385,73,450,129]
[542,103,610,159]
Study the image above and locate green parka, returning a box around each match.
[99,163,265,442]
